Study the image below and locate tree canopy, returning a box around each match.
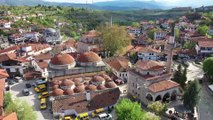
[203,57,213,82]
[147,101,167,115]
[172,64,187,89]
[197,25,209,36]
[147,28,157,40]
[115,98,160,120]
[97,24,131,56]
[183,80,200,111]
[4,95,37,120]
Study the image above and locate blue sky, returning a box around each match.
[45,0,213,7]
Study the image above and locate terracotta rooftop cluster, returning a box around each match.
[50,74,117,97]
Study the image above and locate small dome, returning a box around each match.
[85,85,97,91]
[92,76,105,83]
[73,78,82,84]
[61,79,74,86]
[50,54,75,65]
[51,80,61,86]
[74,84,85,93]
[51,85,59,90]
[97,85,106,90]
[64,89,74,95]
[52,88,64,96]
[77,52,101,63]
[105,82,117,88]
[100,74,112,82]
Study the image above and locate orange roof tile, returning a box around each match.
[198,40,213,48]
[105,57,130,72]
[136,60,165,71]
[3,112,18,120]
[0,79,5,107]
[37,62,48,69]
[0,69,9,79]
[148,80,179,93]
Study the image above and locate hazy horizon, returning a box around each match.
[44,0,213,7]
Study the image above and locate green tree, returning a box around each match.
[98,24,131,56]
[131,22,140,28]
[183,41,196,49]
[147,28,157,40]
[3,92,13,109]
[5,99,37,120]
[197,25,209,36]
[180,67,187,89]
[203,57,213,82]
[173,64,182,83]
[183,80,200,111]
[175,28,180,40]
[115,99,160,120]
[147,101,167,115]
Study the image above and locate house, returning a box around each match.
[9,33,25,44]
[137,47,161,60]
[23,32,40,42]
[126,26,141,36]
[154,31,167,40]
[0,53,29,77]
[104,57,131,82]
[127,60,180,105]
[77,30,101,53]
[0,69,9,116]
[0,35,9,49]
[42,28,61,45]
[0,20,11,29]
[0,46,20,55]
[133,34,149,45]
[184,23,196,32]
[195,39,213,55]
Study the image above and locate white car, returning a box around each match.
[98,113,112,120]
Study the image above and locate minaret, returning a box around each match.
[166,23,175,73]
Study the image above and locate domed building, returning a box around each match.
[91,76,105,86]
[64,89,74,95]
[52,88,64,96]
[74,83,85,93]
[105,82,117,88]
[49,54,76,70]
[85,85,97,91]
[77,52,102,67]
[97,84,106,90]
[60,79,75,89]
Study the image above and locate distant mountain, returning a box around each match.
[0,0,170,10]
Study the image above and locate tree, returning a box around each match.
[183,41,196,49]
[115,99,160,120]
[3,92,13,109]
[173,64,182,83]
[147,28,157,40]
[183,80,200,111]
[97,24,131,56]
[5,98,37,120]
[197,25,209,36]
[147,101,167,115]
[175,28,180,40]
[203,57,213,82]
[180,66,187,89]
[131,22,140,28]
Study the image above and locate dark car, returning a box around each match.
[8,80,15,85]
[22,89,30,96]
[25,83,32,88]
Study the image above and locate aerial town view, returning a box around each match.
[0,0,213,120]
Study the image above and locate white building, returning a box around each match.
[42,28,61,45]
[154,31,167,40]
[104,57,131,82]
[137,47,161,60]
[0,20,11,29]
[195,40,213,55]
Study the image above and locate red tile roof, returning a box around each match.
[198,40,213,48]
[138,47,160,53]
[34,53,52,61]
[0,69,9,79]
[52,88,120,114]
[0,46,19,54]
[77,52,101,63]
[148,80,179,93]
[51,54,75,65]
[105,57,130,72]
[0,79,5,107]
[0,53,16,63]
[3,112,18,120]
[37,61,48,69]
[136,60,165,71]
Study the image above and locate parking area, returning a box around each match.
[8,80,52,120]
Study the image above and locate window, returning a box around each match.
[147,72,150,75]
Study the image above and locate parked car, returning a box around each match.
[40,98,47,110]
[34,84,46,93]
[8,80,15,85]
[5,86,10,91]
[14,76,22,82]
[38,91,49,99]
[98,113,112,120]
[35,80,47,86]
[64,116,72,120]
[22,89,30,96]
[25,83,31,88]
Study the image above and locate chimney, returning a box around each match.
[86,91,91,101]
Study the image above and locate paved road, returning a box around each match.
[9,80,52,120]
